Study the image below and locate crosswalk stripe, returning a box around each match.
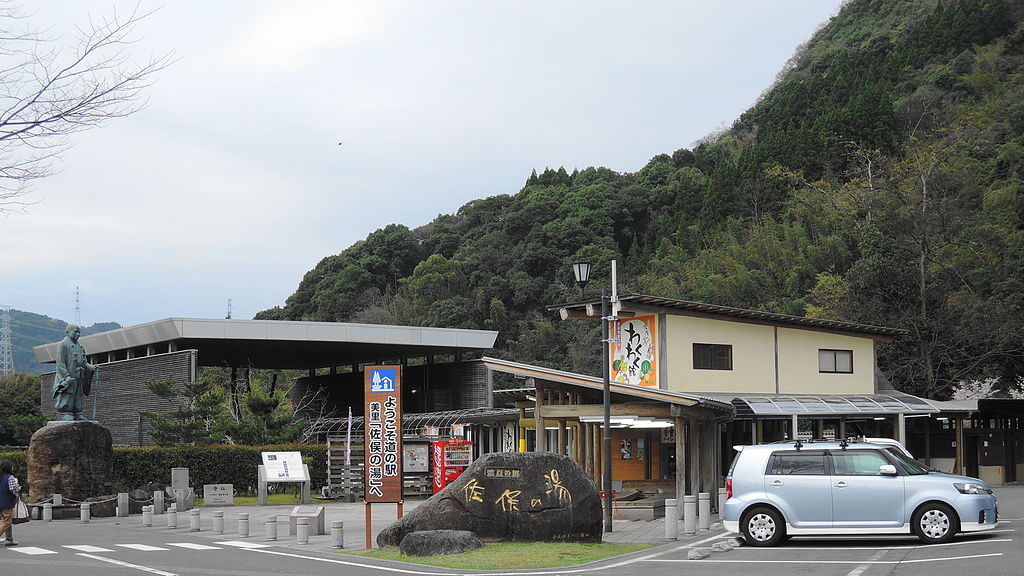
[64,545,115,552]
[116,544,171,551]
[9,546,58,555]
[166,542,222,550]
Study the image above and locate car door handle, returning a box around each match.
[834,481,848,488]
[769,480,784,487]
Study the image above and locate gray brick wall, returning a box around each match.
[40,350,197,446]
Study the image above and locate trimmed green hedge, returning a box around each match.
[1,444,327,495]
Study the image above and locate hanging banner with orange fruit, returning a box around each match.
[610,315,658,387]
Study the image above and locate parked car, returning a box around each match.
[724,439,998,546]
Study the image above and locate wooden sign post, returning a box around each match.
[363,365,403,549]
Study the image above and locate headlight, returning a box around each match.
[954,482,989,494]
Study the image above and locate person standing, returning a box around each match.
[52,324,97,421]
[0,461,20,546]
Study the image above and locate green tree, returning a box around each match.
[0,374,45,445]
[139,377,227,446]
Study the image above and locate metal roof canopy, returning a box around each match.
[699,393,941,418]
[33,318,499,370]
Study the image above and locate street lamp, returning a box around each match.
[571,260,614,533]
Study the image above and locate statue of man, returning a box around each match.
[52,324,97,421]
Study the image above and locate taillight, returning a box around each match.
[726,478,733,499]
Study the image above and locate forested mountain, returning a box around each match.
[8,309,120,374]
[258,0,1024,401]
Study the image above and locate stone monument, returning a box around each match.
[376,452,602,547]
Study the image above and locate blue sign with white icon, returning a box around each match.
[369,368,397,393]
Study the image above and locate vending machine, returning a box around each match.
[431,438,474,493]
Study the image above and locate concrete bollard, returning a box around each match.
[265,515,278,541]
[331,520,344,549]
[665,498,678,540]
[167,505,177,529]
[153,491,164,514]
[43,503,52,522]
[142,505,153,527]
[53,493,63,506]
[190,508,201,531]
[117,493,129,518]
[718,488,728,521]
[213,511,224,534]
[80,502,91,523]
[698,492,711,531]
[238,513,250,537]
[296,517,309,545]
[683,495,697,535]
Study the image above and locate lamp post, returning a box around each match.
[571,260,615,533]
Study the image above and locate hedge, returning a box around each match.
[1,444,327,496]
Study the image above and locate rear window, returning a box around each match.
[766,451,826,475]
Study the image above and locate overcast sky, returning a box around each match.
[1,0,843,328]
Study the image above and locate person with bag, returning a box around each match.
[0,461,21,546]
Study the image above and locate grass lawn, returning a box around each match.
[341,541,655,570]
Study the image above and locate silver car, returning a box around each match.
[723,439,998,546]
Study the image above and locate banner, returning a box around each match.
[364,365,403,503]
[610,315,658,387]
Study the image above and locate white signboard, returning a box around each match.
[261,452,307,481]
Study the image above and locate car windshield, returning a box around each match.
[885,447,930,474]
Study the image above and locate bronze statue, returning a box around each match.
[52,324,97,421]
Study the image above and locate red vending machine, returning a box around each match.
[431,438,474,493]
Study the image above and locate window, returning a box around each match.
[819,349,853,373]
[767,451,826,475]
[694,343,732,370]
[831,451,890,476]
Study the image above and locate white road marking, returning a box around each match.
[219,540,272,549]
[63,545,115,552]
[8,546,57,555]
[846,550,886,576]
[166,542,222,550]
[737,537,1013,550]
[117,544,171,551]
[78,553,177,576]
[645,552,1003,564]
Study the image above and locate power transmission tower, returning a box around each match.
[75,286,81,325]
[0,305,14,376]
[226,298,232,319]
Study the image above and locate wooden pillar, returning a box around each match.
[593,423,602,483]
[557,419,567,456]
[675,416,686,508]
[689,421,700,497]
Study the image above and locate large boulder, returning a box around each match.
[27,421,114,503]
[377,452,601,547]
[399,530,483,556]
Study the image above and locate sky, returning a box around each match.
[1,0,844,328]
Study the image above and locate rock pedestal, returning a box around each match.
[377,452,601,547]
[27,421,114,503]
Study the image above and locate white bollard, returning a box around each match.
[296,517,309,545]
[153,491,164,514]
[53,493,63,506]
[718,488,728,521]
[43,503,53,522]
[665,498,678,540]
[698,492,711,531]
[190,508,201,532]
[80,502,91,523]
[683,495,697,535]
[265,515,278,541]
[331,520,344,549]
[142,505,153,527]
[118,493,130,518]
[213,511,224,534]
[167,505,177,528]
[238,513,250,537]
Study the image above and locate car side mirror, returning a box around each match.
[879,464,898,476]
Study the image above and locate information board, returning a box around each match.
[364,365,403,503]
[261,451,307,481]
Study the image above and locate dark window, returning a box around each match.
[694,343,732,370]
[819,349,853,373]
[766,451,826,475]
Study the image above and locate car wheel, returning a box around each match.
[741,506,786,547]
[912,502,960,544]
